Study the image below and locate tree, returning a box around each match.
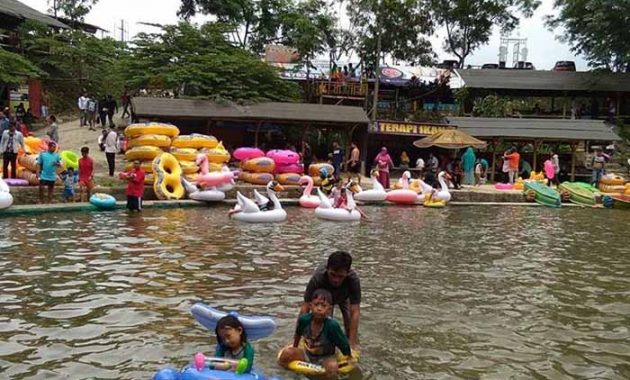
[430,0,539,67]
[0,48,43,83]
[122,22,300,103]
[178,0,294,53]
[48,0,99,22]
[346,0,435,66]
[548,0,630,72]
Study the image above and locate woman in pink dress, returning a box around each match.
[373,147,394,189]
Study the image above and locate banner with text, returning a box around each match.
[372,121,455,136]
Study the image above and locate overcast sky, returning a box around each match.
[21,0,587,70]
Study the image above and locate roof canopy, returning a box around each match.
[134,97,370,127]
[456,69,630,94]
[447,117,621,142]
[0,0,68,28]
[413,129,487,149]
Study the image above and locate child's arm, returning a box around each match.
[293,314,308,347]
[242,343,254,373]
[328,319,352,357]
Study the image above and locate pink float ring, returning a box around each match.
[266,149,300,165]
[494,183,514,190]
[275,163,304,174]
[233,147,265,161]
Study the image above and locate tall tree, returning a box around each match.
[178,0,294,53]
[122,22,300,103]
[346,0,435,66]
[0,48,43,83]
[548,0,630,72]
[48,0,99,22]
[430,0,539,67]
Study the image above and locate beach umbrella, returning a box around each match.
[413,129,487,149]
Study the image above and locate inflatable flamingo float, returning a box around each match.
[194,154,235,188]
[386,171,418,204]
[298,175,320,208]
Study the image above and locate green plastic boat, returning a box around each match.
[523,181,562,208]
[572,182,600,193]
[558,182,596,206]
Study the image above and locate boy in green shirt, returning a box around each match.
[279,289,352,378]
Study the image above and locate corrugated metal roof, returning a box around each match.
[447,117,621,141]
[0,0,68,28]
[455,69,630,93]
[134,97,370,125]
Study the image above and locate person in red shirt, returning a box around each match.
[78,146,94,201]
[122,160,145,211]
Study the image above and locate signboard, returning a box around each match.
[372,121,455,136]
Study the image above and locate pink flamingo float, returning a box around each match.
[194,154,235,188]
[298,175,320,208]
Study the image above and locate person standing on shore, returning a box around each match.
[78,92,88,127]
[461,147,476,185]
[0,122,26,179]
[331,142,343,177]
[591,149,606,187]
[347,142,361,184]
[98,95,109,128]
[106,95,118,127]
[550,149,560,186]
[78,146,94,202]
[46,115,59,143]
[121,88,132,119]
[38,141,61,203]
[504,147,520,184]
[104,127,118,176]
[123,160,145,212]
[86,96,98,130]
[373,146,393,189]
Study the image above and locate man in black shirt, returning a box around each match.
[299,251,361,349]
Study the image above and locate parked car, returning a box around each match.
[513,61,535,70]
[553,61,576,71]
[481,63,499,69]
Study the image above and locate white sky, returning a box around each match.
[20,0,587,70]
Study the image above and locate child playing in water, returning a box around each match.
[320,167,336,196]
[213,315,254,373]
[60,167,78,202]
[278,289,353,378]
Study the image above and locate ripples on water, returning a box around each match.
[1,206,629,379]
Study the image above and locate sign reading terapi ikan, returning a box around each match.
[374,121,455,136]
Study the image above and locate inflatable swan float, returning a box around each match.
[354,171,387,203]
[416,179,434,203]
[298,175,320,208]
[183,178,226,202]
[386,171,418,204]
[424,171,452,207]
[230,181,287,223]
[0,178,13,210]
[315,188,361,222]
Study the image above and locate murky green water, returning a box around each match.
[1,206,629,379]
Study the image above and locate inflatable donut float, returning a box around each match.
[152,153,185,200]
[128,134,172,148]
[124,123,179,138]
[171,134,218,149]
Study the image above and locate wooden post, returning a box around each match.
[254,121,262,148]
[570,142,578,181]
[490,139,498,183]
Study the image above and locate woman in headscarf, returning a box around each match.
[373,147,394,189]
[461,147,476,185]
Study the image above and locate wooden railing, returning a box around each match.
[314,80,368,98]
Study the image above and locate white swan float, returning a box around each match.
[298,175,320,208]
[0,178,13,210]
[315,188,361,222]
[435,171,452,202]
[182,178,226,202]
[231,181,287,223]
[386,171,418,204]
[354,172,387,203]
[415,179,434,203]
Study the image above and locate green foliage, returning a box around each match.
[548,0,630,72]
[473,95,513,117]
[0,47,43,83]
[347,0,434,66]
[122,22,300,103]
[18,20,127,112]
[48,0,99,22]
[430,0,539,66]
[178,0,295,52]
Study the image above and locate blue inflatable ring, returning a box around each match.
[90,193,116,209]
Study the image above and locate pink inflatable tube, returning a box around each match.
[494,183,514,190]
[266,149,300,165]
[385,190,418,204]
[233,147,265,161]
[275,163,304,174]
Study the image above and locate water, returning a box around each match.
[0,206,629,379]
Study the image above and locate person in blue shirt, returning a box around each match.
[0,111,9,135]
[60,167,78,202]
[38,141,61,203]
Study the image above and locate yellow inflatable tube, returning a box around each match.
[125,146,163,161]
[171,148,199,162]
[128,134,172,148]
[171,134,218,149]
[277,345,359,377]
[124,123,180,138]
[152,153,184,200]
